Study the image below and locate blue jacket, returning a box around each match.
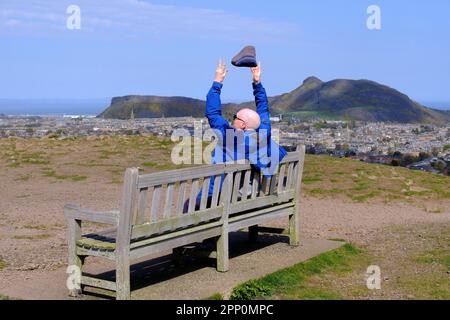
[203,81,287,199]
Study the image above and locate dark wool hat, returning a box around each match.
[231,45,257,68]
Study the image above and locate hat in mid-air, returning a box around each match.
[231,46,257,68]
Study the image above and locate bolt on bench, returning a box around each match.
[64,145,305,299]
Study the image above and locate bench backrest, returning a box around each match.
[117,145,306,244]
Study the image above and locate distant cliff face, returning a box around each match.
[98,78,450,124]
[98,95,206,119]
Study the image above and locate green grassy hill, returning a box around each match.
[99,77,450,124]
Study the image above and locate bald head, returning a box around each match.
[235,108,261,130]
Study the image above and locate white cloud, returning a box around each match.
[0,0,299,42]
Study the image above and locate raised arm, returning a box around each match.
[205,60,230,130]
[251,63,271,131]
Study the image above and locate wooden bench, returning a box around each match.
[64,145,305,299]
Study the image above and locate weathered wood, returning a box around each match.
[136,187,148,225]
[164,183,174,218]
[64,204,119,225]
[251,170,260,199]
[286,162,295,190]
[81,276,116,291]
[229,205,294,232]
[269,175,277,195]
[77,246,115,260]
[188,179,200,213]
[200,177,211,210]
[67,217,83,297]
[138,164,225,188]
[176,181,187,215]
[231,172,241,203]
[280,151,301,164]
[130,223,222,260]
[289,145,305,246]
[150,185,162,222]
[229,202,294,224]
[131,207,223,239]
[260,175,269,195]
[229,190,294,214]
[115,168,139,300]
[241,170,252,201]
[277,164,286,194]
[217,172,232,272]
[211,175,221,208]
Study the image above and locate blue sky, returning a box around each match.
[1,0,450,106]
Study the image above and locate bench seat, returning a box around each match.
[76,201,294,252]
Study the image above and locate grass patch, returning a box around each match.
[230,280,272,300]
[13,234,51,240]
[0,260,6,270]
[142,162,158,167]
[41,168,87,182]
[15,174,31,182]
[350,191,380,202]
[70,175,87,182]
[414,249,450,269]
[302,176,323,185]
[302,154,450,205]
[229,244,361,300]
[23,224,48,231]
[203,293,224,300]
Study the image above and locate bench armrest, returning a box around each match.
[64,204,119,225]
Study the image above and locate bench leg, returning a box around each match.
[289,213,300,246]
[67,219,83,297]
[116,254,131,300]
[248,225,258,243]
[216,232,229,272]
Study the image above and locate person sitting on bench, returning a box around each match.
[184,60,287,212]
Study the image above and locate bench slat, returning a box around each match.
[64,204,119,225]
[131,209,223,244]
[200,177,210,210]
[150,185,162,222]
[211,175,221,208]
[82,276,117,291]
[188,179,200,213]
[280,151,301,164]
[138,165,225,188]
[164,183,174,218]
[269,175,277,195]
[136,187,148,224]
[260,175,269,195]
[229,191,294,214]
[286,162,295,190]
[231,172,242,203]
[229,204,294,232]
[241,170,252,201]
[176,181,187,215]
[277,163,286,194]
[251,170,260,199]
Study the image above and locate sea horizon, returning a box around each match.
[0,98,449,117]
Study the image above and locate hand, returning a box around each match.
[214,59,228,83]
[251,62,261,84]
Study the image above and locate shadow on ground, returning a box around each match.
[83,231,288,299]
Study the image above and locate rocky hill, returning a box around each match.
[99,77,450,124]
